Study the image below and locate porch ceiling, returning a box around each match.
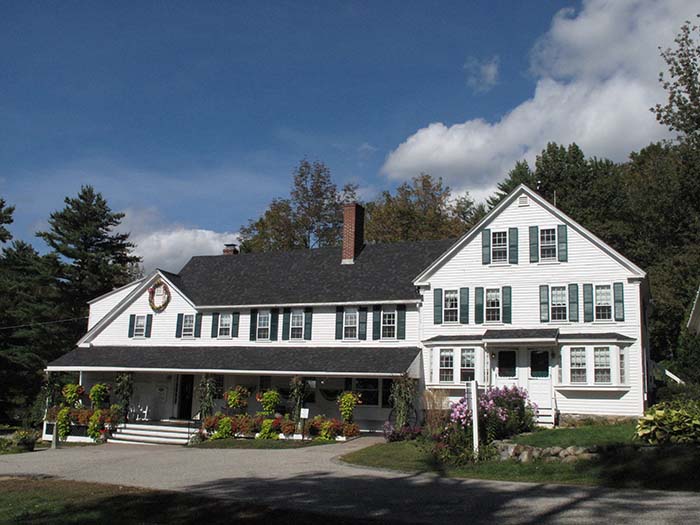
[47,345,421,377]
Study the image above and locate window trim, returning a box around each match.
[439,348,454,383]
[497,350,517,378]
[217,312,233,339]
[443,289,459,324]
[381,308,397,340]
[181,313,195,339]
[257,310,271,341]
[491,230,509,264]
[343,307,359,340]
[619,348,626,385]
[460,348,476,383]
[529,349,550,379]
[539,227,558,261]
[485,287,502,323]
[594,346,612,384]
[549,285,568,322]
[133,314,147,338]
[289,308,305,340]
[569,347,587,384]
[594,284,613,322]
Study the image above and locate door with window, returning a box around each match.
[493,349,519,388]
[527,349,552,412]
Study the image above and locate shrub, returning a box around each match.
[320,418,343,440]
[62,384,84,408]
[256,418,279,440]
[56,407,71,441]
[337,392,361,423]
[422,422,495,465]
[389,374,417,428]
[637,400,700,445]
[224,385,250,411]
[281,418,297,436]
[257,389,281,416]
[342,422,360,438]
[383,422,421,442]
[197,376,217,420]
[12,430,39,451]
[211,417,233,440]
[88,383,110,409]
[655,382,700,403]
[114,373,134,421]
[87,410,105,441]
[305,415,325,437]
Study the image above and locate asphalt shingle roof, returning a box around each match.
[49,345,422,375]
[173,239,455,306]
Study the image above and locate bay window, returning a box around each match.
[460,348,475,382]
[569,347,587,383]
[594,347,611,383]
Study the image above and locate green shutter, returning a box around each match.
[359,307,367,340]
[145,314,153,338]
[583,284,593,322]
[558,224,568,262]
[303,307,312,340]
[232,312,240,337]
[434,288,443,325]
[568,284,579,322]
[249,309,258,340]
[459,288,469,324]
[175,313,183,338]
[194,313,202,338]
[372,305,381,340]
[482,229,491,265]
[540,285,549,322]
[282,308,291,341]
[508,228,518,264]
[128,314,136,338]
[502,286,512,324]
[335,307,344,340]
[270,309,279,341]
[475,287,484,324]
[397,305,406,340]
[614,282,625,321]
[211,313,220,338]
[529,226,539,262]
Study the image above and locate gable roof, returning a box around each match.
[173,239,455,306]
[413,184,646,285]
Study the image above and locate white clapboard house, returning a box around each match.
[46,185,652,443]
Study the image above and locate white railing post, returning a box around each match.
[470,380,479,458]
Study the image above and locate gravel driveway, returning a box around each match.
[1,437,699,524]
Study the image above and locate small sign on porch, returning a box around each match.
[300,408,309,419]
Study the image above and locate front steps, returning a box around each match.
[109,422,198,446]
[537,407,555,427]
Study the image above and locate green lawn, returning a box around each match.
[341,440,700,491]
[0,477,373,524]
[512,422,637,448]
[193,437,335,449]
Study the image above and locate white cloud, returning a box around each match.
[382,0,697,199]
[464,55,500,93]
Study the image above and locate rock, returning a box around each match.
[519,449,534,463]
[512,444,524,457]
[559,449,569,458]
[544,456,560,463]
[562,455,580,463]
[565,446,579,456]
[550,446,563,456]
[576,453,600,462]
[531,448,542,459]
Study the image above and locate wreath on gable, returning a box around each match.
[148,279,171,313]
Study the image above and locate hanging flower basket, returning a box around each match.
[148,279,171,313]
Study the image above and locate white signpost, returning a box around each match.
[469,380,479,458]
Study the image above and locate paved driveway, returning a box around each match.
[1,438,699,524]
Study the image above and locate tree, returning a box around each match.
[239,160,357,252]
[486,160,535,209]
[0,197,15,243]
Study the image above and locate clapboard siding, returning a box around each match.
[87,282,141,330]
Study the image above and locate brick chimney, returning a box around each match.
[342,202,365,264]
[223,243,239,255]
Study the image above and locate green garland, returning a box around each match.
[148,279,171,313]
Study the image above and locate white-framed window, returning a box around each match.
[619,349,626,384]
[218,313,232,338]
[382,309,396,339]
[133,315,146,338]
[594,347,611,383]
[460,348,475,382]
[570,347,587,383]
[355,378,379,406]
[444,290,459,323]
[595,285,612,320]
[182,314,195,338]
[439,349,454,382]
[492,231,508,263]
[290,309,304,340]
[257,310,270,340]
[343,307,358,339]
[485,288,501,322]
[551,286,567,321]
[540,228,557,260]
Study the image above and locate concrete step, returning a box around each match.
[109,432,189,445]
[107,438,159,446]
[117,423,197,435]
[115,428,192,439]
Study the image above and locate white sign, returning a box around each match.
[300,408,310,419]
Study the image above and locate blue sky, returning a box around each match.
[0,1,695,271]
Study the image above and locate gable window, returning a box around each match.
[355,378,379,406]
[257,310,271,340]
[460,348,475,382]
[551,286,567,321]
[485,288,501,322]
[133,315,147,338]
[444,290,459,323]
[218,313,232,337]
[491,231,508,263]
[343,307,358,339]
[540,228,557,260]
[595,285,612,320]
[382,309,396,339]
[570,347,587,383]
[594,347,611,383]
[439,349,454,382]
[182,314,195,338]
[498,351,516,378]
[290,309,304,340]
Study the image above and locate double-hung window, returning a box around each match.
[540,228,557,260]
[491,231,508,263]
[570,347,587,383]
[218,313,232,337]
[257,310,271,340]
[290,309,304,340]
[485,288,501,322]
[382,309,396,339]
[133,315,146,338]
[460,348,475,382]
[343,308,358,339]
[444,290,458,323]
[595,285,612,320]
[551,286,567,321]
[439,349,454,382]
[182,314,195,338]
[594,347,611,383]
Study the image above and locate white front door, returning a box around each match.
[527,349,553,411]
